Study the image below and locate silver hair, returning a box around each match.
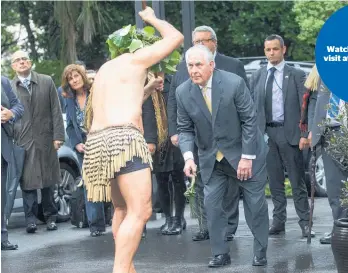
[185,45,214,64]
[192,25,217,41]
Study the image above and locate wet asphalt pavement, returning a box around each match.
[2,198,338,273]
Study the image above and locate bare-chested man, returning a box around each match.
[82,7,183,273]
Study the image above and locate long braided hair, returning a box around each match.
[147,71,168,149]
[84,84,94,132]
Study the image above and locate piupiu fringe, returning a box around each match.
[82,125,153,202]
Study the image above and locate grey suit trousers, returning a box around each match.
[204,158,269,257]
[193,146,239,234]
[266,126,310,228]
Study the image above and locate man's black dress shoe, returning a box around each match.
[301,225,316,238]
[1,241,18,251]
[226,232,234,241]
[320,232,332,244]
[192,230,209,241]
[26,223,37,233]
[91,231,104,237]
[47,222,58,231]
[252,256,267,266]
[208,253,231,268]
[269,224,285,235]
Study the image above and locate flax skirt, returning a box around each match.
[82,125,153,202]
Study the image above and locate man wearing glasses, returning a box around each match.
[10,50,65,234]
[167,26,249,243]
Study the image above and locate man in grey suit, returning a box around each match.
[307,71,347,244]
[177,45,269,267]
[1,76,24,250]
[250,34,313,237]
[168,25,248,242]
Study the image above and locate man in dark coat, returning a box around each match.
[1,76,24,250]
[167,25,248,241]
[11,50,65,233]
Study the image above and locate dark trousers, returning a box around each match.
[22,186,58,224]
[194,145,240,234]
[1,156,8,242]
[194,170,240,234]
[205,158,269,257]
[77,152,105,232]
[266,126,310,228]
[321,137,347,222]
[155,169,186,218]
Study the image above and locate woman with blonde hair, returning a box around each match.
[62,64,106,237]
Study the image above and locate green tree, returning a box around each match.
[293,1,348,60]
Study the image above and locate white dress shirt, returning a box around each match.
[18,73,32,85]
[266,60,285,122]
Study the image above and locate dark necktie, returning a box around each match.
[265,67,276,123]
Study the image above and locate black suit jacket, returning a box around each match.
[1,76,24,162]
[250,64,307,145]
[167,52,248,137]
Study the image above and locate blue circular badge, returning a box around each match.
[316,6,348,101]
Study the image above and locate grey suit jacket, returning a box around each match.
[250,64,307,145]
[176,69,267,183]
[307,81,332,147]
[168,52,248,137]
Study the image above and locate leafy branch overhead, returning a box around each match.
[106,24,181,74]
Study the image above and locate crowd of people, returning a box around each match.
[1,6,347,273]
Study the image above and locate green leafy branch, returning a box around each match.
[106,24,181,75]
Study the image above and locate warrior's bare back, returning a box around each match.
[90,8,184,133]
[91,55,147,132]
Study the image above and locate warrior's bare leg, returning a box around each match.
[111,182,137,273]
[111,168,152,273]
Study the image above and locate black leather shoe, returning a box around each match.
[226,232,234,241]
[164,216,184,235]
[160,216,173,234]
[192,230,209,241]
[47,222,58,231]
[208,253,231,268]
[252,256,267,266]
[1,241,18,251]
[26,223,37,234]
[90,231,104,237]
[301,225,316,238]
[320,233,332,244]
[269,224,285,235]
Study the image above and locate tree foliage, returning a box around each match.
[293,1,347,47]
[2,1,347,83]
